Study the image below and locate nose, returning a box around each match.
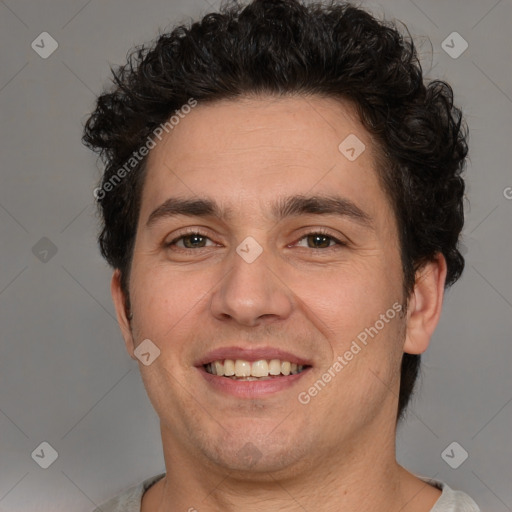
[209,242,293,327]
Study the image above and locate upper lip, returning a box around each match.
[195,346,313,367]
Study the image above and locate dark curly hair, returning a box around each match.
[82,0,468,422]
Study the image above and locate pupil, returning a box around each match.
[308,234,329,248]
[184,235,205,248]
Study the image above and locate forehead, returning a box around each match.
[140,95,392,229]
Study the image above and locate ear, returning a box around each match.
[111,269,137,360]
[403,253,448,355]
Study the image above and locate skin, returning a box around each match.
[111,95,447,511]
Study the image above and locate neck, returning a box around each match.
[142,415,440,512]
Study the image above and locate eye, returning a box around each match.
[294,231,345,250]
[166,232,216,249]
[164,229,346,252]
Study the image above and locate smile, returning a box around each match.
[204,359,308,380]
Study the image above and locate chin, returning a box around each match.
[200,424,313,476]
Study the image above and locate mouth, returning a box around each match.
[203,358,310,381]
[195,347,313,397]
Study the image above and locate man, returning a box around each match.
[84,0,480,510]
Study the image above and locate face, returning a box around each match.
[117,95,410,476]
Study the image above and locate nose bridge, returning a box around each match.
[210,238,293,326]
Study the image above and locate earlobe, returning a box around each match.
[111,269,137,360]
[403,253,448,355]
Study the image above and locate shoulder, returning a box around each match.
[90,473,166,512]
[417,476,481,512]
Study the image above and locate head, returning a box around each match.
[83,0,467,471]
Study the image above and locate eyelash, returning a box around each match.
[165,228,346,252]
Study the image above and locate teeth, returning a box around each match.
[224,359,235,376]
[251,359,269,377]
[204,359,306,378]
[214,361,224,376]
[269,359,281,375]
[235,360,251,377]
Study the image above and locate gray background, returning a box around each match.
[0,0,511,510]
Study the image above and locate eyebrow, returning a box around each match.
[146,194,373,229]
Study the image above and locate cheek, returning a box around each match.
[285,260,400,345]
[129,261,213,342]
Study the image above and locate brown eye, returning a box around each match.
[166,232,214,249]
[294,231,344,250]
[306,234,333,249]
[181,234,208,248]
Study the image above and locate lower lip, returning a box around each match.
[197,366,311,398]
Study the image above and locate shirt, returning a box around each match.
[91,472,481,511]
